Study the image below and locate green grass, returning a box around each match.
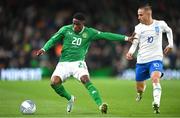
[0,78,180,117]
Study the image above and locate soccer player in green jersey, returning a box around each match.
[36,12,135,114]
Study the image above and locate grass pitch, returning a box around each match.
[0,78,180,117]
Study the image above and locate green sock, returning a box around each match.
[85,82,102,106]
[51,84,71,101]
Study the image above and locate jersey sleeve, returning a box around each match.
[134,25,141,39]
[128,26,139,54]
[42,26,66,51]
[91,28,127,42]
[160,21,173,48]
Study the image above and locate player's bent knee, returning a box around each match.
[50,76,62,85]
[151,71,161,83]
[151,75,160,83]
[152,78,159,83]
[80,75,90,84]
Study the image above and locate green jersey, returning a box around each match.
[43,25,127,62]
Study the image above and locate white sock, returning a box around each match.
[153,83,161,107]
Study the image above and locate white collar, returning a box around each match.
[79,26,85,34]
[73,26,85,34]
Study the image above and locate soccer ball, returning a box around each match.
[20,100,36,114]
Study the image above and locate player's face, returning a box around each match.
[137,9,148,24]
[73,19,84,33]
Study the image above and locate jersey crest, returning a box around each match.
[82,32,88,38]
[155,26,160,34]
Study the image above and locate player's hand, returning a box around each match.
[126,53,133,60]
[36,49,45,56]
[164,46,172,55]
[127,33,137,43]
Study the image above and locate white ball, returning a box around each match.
[20,100,36,114]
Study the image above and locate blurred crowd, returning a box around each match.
[0,0,180,76]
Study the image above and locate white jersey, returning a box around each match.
[128,20,173,64]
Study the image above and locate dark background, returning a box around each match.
[0,0,179,76]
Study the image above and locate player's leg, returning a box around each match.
[135,64,149,102]
[136,81,146,101]
[73,61,107,113]
[50,62,75,113]
[150,61,163,114]
[50,76,71,101]
[51,76,75,113]
[80,75,108,114]
[151,71,162,114]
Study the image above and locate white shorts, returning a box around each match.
[51,61,89,82]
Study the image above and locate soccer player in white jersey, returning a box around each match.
[126,4,173,114]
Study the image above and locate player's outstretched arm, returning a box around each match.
[36,48,45,56]
[93,31,136,43]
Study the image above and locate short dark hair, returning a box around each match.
[139,3,152,10]
[73,12,86,21]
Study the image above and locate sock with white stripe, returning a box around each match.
[85,82,102,106]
